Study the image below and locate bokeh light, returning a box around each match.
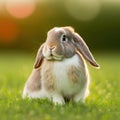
[0,19,19,43]
[65,0,101,21]
[0,0,5,15]
[6,0,36,19]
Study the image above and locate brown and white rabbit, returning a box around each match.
[22,26,99,105]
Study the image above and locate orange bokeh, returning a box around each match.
[0,19,19,43]
[6,0,36,19]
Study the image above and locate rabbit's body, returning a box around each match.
[23,54,89,104]
[51,54,88,97]
[23,26,99,105]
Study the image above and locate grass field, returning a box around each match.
[0,51,120,120]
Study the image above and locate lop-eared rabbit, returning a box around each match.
[23,26,99,105]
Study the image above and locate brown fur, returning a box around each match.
[68,65,86,86]
[68,65,81,83]
[41,60,55,92]
[26,68,41,92]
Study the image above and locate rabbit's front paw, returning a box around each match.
[52,94,65,105]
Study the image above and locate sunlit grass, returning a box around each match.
[0,51,120,120]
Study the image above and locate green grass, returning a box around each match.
[0,51,120,120]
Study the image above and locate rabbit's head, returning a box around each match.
[34,26,99,68]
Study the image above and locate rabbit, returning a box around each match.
[22,26,99,105]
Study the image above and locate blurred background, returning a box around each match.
[0,0,120,53]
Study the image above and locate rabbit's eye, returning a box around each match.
[61,34,68,42]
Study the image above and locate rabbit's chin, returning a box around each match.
[45,55,63,61]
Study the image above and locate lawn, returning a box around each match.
[0,51,120,120]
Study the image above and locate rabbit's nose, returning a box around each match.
[48,46,56,51]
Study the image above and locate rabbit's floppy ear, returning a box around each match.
[73,33,99,68]
[34,43,45,69]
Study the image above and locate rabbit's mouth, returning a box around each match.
[43,47,63,61]
[45,53,63,61]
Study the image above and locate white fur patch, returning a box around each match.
[53,54,84,96]
[54,27,66,34]
[54,28,63,32]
